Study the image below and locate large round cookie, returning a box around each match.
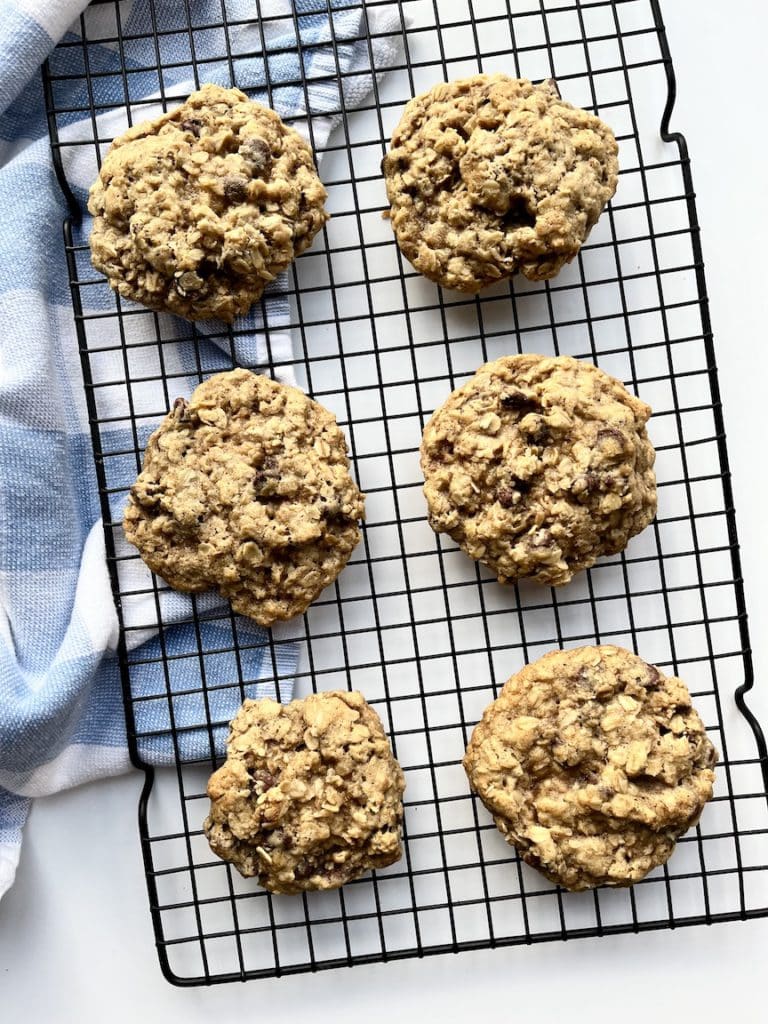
[420,354,656,587]
[464,646,717,890]
[382,75,618,292]
[88,83,328,321]
[124,368,364,625]
[205,691,406,893]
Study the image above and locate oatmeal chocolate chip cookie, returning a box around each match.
[124,368,364,626]
[464,646,717,890]
[88,83,328,321]
[382,74,618,292]
[420,354,656,587]
[205,691,406,893]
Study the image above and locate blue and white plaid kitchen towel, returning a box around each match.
[0,0,402,897]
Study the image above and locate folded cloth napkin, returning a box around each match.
[0,0,402,898]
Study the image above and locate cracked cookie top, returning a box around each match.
[464,646,717,890]
[382,74,618,292]
[123,368,364,626]
[205,691,406,893]
[420,354,656,587]
[88,83,328,321]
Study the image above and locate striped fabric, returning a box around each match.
[0,0,400,897]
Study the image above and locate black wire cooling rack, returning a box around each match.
[43,0,768,987]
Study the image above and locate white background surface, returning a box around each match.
[1,1,766,1019]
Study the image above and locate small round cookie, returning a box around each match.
[464,646,717,890]
[205,691,406,893]
[124,368,364,626]
[88,83,328,321]
[382,75,618,292]
[420,354,656,587]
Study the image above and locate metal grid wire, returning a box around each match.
[43,0,768,986]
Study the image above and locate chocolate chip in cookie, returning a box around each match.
[238,135,272,177]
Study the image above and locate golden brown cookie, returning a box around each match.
[420,354,656,587]
[205,691,406,893]
[464,646,717,891]
[382,74,618,291]
[88,83,328,321]
[124,368,364,626]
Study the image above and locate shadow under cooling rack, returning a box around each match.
[43,0,768,985]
